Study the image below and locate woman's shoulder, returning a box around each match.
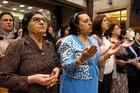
[91,34,99,40]
[89,36,100,46]
[91,34,103,43]
[9,39,23,47]
[61,35,75,43]
[89,36,97,40]
[5,39,24,54]
[60,35,81,49]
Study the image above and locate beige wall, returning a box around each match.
[93,0,131,27]
[66,0,87,7]
[93,0,130,16]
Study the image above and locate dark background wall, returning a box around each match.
[129,0,140,33]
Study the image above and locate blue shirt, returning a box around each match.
[59,35,100,93]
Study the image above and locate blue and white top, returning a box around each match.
[59,35,100,93]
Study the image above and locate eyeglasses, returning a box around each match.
[31,17,48,23]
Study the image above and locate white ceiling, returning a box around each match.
[0,0,50,20]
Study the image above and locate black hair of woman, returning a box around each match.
[69,11,88,36]
[92,14,107,38]
[22,11,43,37]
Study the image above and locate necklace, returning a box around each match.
[77,36,90,46]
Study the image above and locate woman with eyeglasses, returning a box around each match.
[0,11,60,93]
[105,23,129,93]
[59,11,100,93]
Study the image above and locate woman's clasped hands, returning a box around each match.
[27,67,59,88]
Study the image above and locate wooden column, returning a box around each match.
[129,0,140,33]
[87,0,93,20]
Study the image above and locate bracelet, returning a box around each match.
[75,58,84,67]
[104,53,110,59]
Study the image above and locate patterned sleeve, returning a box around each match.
[0,40,28,92]
[59,41,76,76]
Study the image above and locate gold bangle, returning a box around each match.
[104,53,109,59]
[75,58,83,67]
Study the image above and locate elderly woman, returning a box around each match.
[59,11,100,93]
[105,23,129,93]
[0,11,60,93]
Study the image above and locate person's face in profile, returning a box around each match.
[101,17,109,32]
[112,25,121,36]
[135,33,140,42]
[64,27,70,36]
[48,27,55,35]
[77,14,92,36]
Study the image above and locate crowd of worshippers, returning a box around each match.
[0,11,140,93]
